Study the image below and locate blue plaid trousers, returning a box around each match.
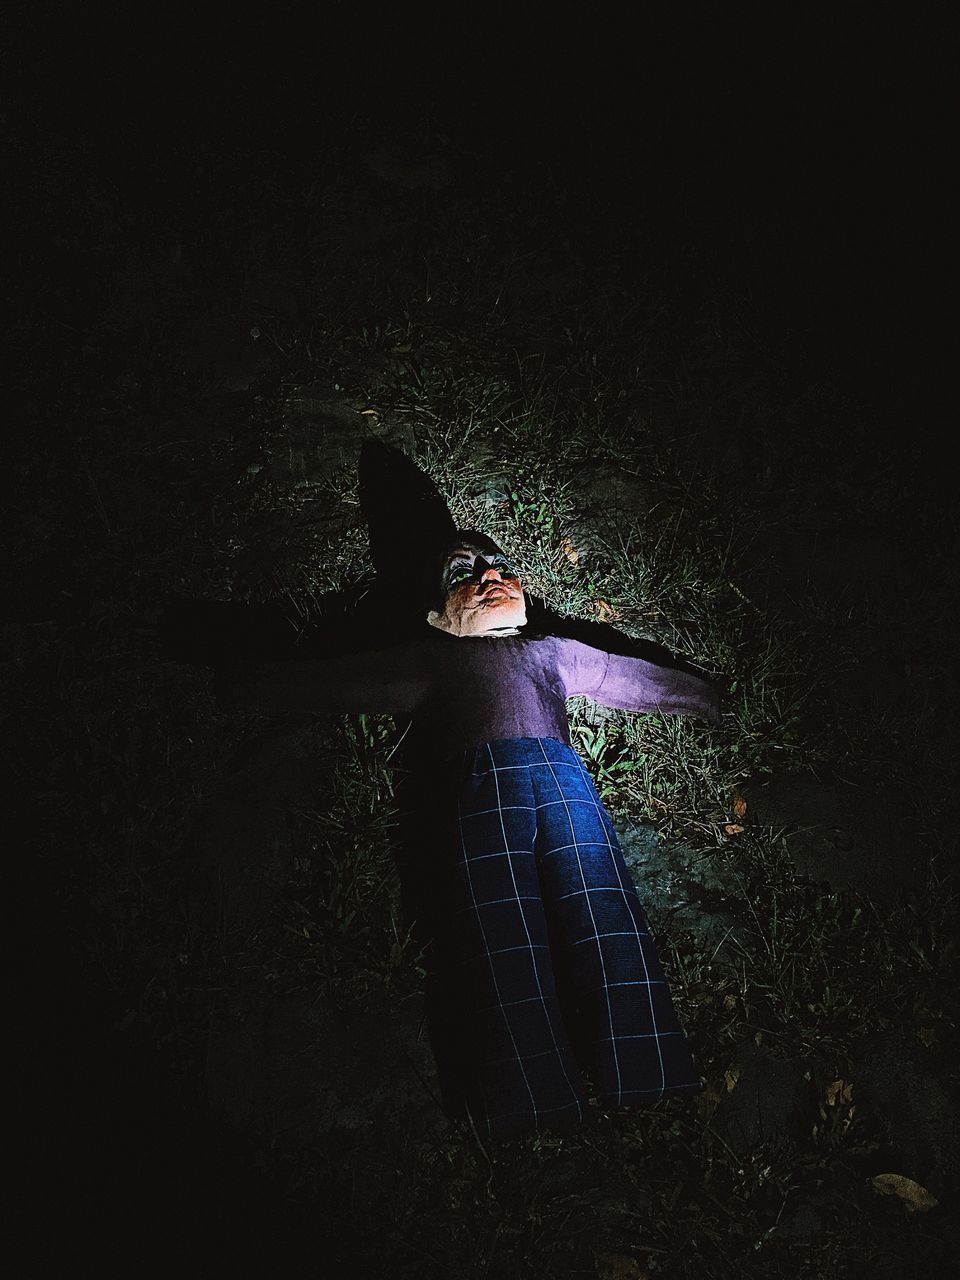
[421,737,703,1138]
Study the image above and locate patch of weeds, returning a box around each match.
[570,719,641,804]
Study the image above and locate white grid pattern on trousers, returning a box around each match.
[437,737,701,1138]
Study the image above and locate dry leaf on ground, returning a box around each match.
[869,1173,939,1212]
[595,1253,649,1280]
[723,823,745,836]
[697,1083,723,1116]
[560,538,580,565]
[825,1079,854,1106]
[732,788,747,818]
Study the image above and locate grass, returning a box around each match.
[9,120,958,1277]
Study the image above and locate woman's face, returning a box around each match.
[426,545,527,637]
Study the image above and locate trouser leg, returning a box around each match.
[426,741,587,1138]
[530,739,703,1107]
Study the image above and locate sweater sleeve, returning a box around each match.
[222,642,431,716]
[556,637,720,724]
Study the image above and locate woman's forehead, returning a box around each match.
[445,544,508,562]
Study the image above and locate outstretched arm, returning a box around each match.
[221,643,431,717]
[557,637,720,724]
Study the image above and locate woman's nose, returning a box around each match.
[478,561,502,582]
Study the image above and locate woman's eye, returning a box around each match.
[446,559,517,586]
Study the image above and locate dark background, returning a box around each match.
[5,1,955,1274]
[7,0,951,459]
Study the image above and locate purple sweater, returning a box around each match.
[233,633,719,750]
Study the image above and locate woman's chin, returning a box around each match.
[472,601,527,633]
[427,594,527,636]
